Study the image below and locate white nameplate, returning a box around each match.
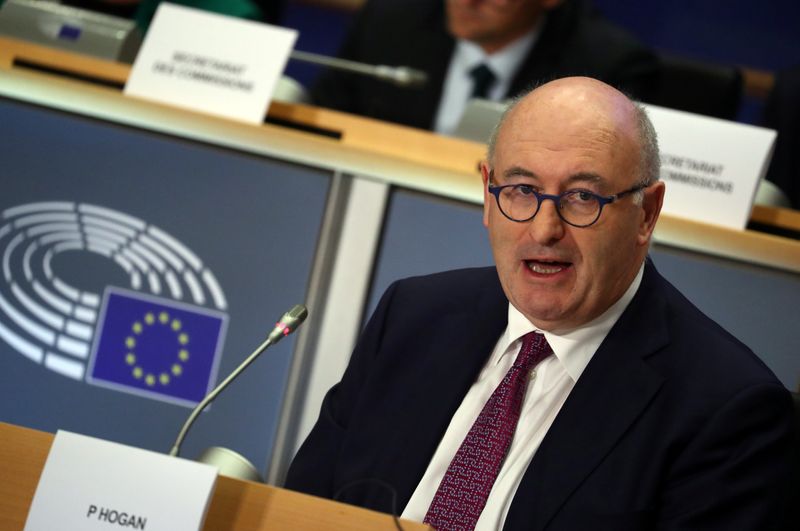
[643,104,776,230]
[125,3,297,124]
[24,430,217,531]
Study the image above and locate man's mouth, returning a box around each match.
[525,259,571,275]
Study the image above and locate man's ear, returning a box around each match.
[638,181,665,246]
[481,161,492,228]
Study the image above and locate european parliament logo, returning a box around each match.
[0,201,229,407]
[88,289,226,406]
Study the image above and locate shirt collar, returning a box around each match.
[453,18,543,89]
[496,263,645,382]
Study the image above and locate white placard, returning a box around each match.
[125,3,297,124]
[24,430,217,531]
[644,104,776,230]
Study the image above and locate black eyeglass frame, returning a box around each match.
[487,177,650,228]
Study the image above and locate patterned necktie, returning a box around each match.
[469,63,497,99]
[423,332,553,531]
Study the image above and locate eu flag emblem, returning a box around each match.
[87,288,227,407]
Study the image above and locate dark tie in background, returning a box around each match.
[469,63,497,99]
[424,332,554,530]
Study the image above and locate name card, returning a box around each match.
[24,430,217,531]
[125,3,297,124]
[643,104,776,230]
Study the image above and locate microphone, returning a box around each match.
[168,304,309,461]
[289,49,427,88]
[266,303,308,343]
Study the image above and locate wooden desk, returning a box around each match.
[0,422,429,530]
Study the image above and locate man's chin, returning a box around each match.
[516,302,572,331]
[447,18,488,40]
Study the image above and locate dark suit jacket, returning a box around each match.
[763,66,800,209]
[285,261,795,530]
[310,0,660,130]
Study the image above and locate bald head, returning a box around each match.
[487,77,660,187]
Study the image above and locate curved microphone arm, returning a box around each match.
[168,304,308,458]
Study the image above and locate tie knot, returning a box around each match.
[469,63,496,99]
[515,332,553,371]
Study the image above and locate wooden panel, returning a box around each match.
[751,204,800,234]
[0,36,129,84]
[0,423,51,530]
[741,67,775,100]
[0,36,485,175]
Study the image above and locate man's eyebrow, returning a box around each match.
[496,168,610,188]
[564,172,606,187]
[501,166,537,180]
[500,169,607,183]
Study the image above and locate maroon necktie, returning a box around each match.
[423,332,553,530]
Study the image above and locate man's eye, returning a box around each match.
[516,185,536,196]
[573,190,596,202]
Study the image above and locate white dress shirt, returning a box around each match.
[401,265,644,529]
[433,23,542,135]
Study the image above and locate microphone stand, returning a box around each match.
[289,50,427,88]
[168,305,308,463]
[168,335,272,458]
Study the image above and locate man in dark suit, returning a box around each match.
[310,0,659,133]
[285,77,795,529]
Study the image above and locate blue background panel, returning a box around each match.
[0,97,331,474]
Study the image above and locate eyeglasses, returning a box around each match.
[487,178,649,228]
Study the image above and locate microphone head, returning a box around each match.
[374,65,428,88]
[267,304,308,343]
[393,67,428,88]
[284,304,309,326]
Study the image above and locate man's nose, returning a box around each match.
[528,198,565,244]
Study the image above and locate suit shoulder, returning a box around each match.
[652,271,782,389]
[389,267,502,303]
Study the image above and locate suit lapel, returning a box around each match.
[408,24,454,129]
[504,261,671,530]
[376,3,453,130]
[391,269,509,509]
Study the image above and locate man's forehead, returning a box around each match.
[494,117,625,165]
[506,99,622,138]
[504,78,637,134]
[497,88,636,156]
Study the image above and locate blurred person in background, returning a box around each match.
[311,0,660,134]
